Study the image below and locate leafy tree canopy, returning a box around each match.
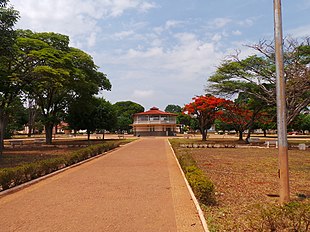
[67,97,116,140]
[207,37,310,125]
[183,95,226,141]
[165,104,182,113]
[113,101,144,132]
[0,0,20,150]
[15,30,111,143]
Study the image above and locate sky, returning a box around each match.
[10,0,310,111]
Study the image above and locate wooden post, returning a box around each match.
[274,0,290,204]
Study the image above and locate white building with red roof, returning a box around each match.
[132,107,177,136]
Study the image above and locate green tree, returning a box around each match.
[94,98,117,139]
[0,0,19,56]
[16,30,111,144]
[177,113,191,133]
[290,112,310,134]
[235,92,272,140]
[165,104,182,113]
[67,97,116,140]
[219,100,255,141]
[207,37,310,125]
[0,0,20,151]
[214,119,235,133]
[4,98,28,138]
[25,99,41,137]
[113,101,144,133]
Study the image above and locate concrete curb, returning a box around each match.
[168,140,210,232]
[0,140,138,198]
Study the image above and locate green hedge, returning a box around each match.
[0,141,121,191]
[170,141,216,206]
[185,165,216,206]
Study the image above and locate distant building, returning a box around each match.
[131,107,177,136]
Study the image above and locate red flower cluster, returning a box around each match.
[184,95,227,116]
[219,100,253,126]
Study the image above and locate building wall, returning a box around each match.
[133,125,176,136]
[132,110,177,137]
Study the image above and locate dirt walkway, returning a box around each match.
[0,138,204,232]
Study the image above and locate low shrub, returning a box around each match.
[185,165,216,206]
[174,150,216,206]
[0,141,121,191]
[178,153,197,170]
[248,201,310,231]
[0,169,15,190]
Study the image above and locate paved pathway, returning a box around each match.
[0,138,204,232]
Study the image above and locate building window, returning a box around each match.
[150,116,159,121]
[138,116,149,121]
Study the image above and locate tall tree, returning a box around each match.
[207,37,310,125]
[4,98,28,138]
[183,95,226,141]
[17,31,111,144]
[289,112,310,134]
[113,101,144,133]
[165,104,182,113]
[219,100,254,141]
[67,97,116,140]
[94,98,117,139]
[0,0,20,151]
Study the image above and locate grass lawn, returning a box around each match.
[171,138,310,231]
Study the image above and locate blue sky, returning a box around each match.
[10,0,310,110]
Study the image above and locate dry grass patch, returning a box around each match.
[171,139,310,231]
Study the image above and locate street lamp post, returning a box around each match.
[273,0,290,204]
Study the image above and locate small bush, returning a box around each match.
[178,153,197,171]
[0,169,15,190]
[175,151,216,206]
[248,202,310,231]
[185,166,216,206]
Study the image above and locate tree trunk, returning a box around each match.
[102,131,105,140]
[200,128,207,141]
[246,129,251,141]
[45,124,54,144]
[263,129,267,137]
[238,131,244,141]
[87,130,91,141]
[0,112,8,152]
[27,124,32,137]
[0,118,5,152]
[27,109,36,138]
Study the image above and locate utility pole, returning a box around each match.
[273,0,290,204]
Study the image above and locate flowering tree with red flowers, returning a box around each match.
[219,100,272,141]
[183,95,227,141]
[219,100,253,140]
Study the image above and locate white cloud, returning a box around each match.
[114,30,135,39]
[211,33,222,42]
[87,32,97,47]
[165,20,185,30]
[209,17,232,29]
[11,0,156,48]
[139,2,157,12]
[108,32,224,84]
[238,18,255,27]
[232,30,242,36]
[133,90,155,98]
[287,24,310,38]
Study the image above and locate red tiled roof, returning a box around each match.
[134,107,177,116]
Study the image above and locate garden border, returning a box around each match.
[0,141,134,198]
[168,140,210,232]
